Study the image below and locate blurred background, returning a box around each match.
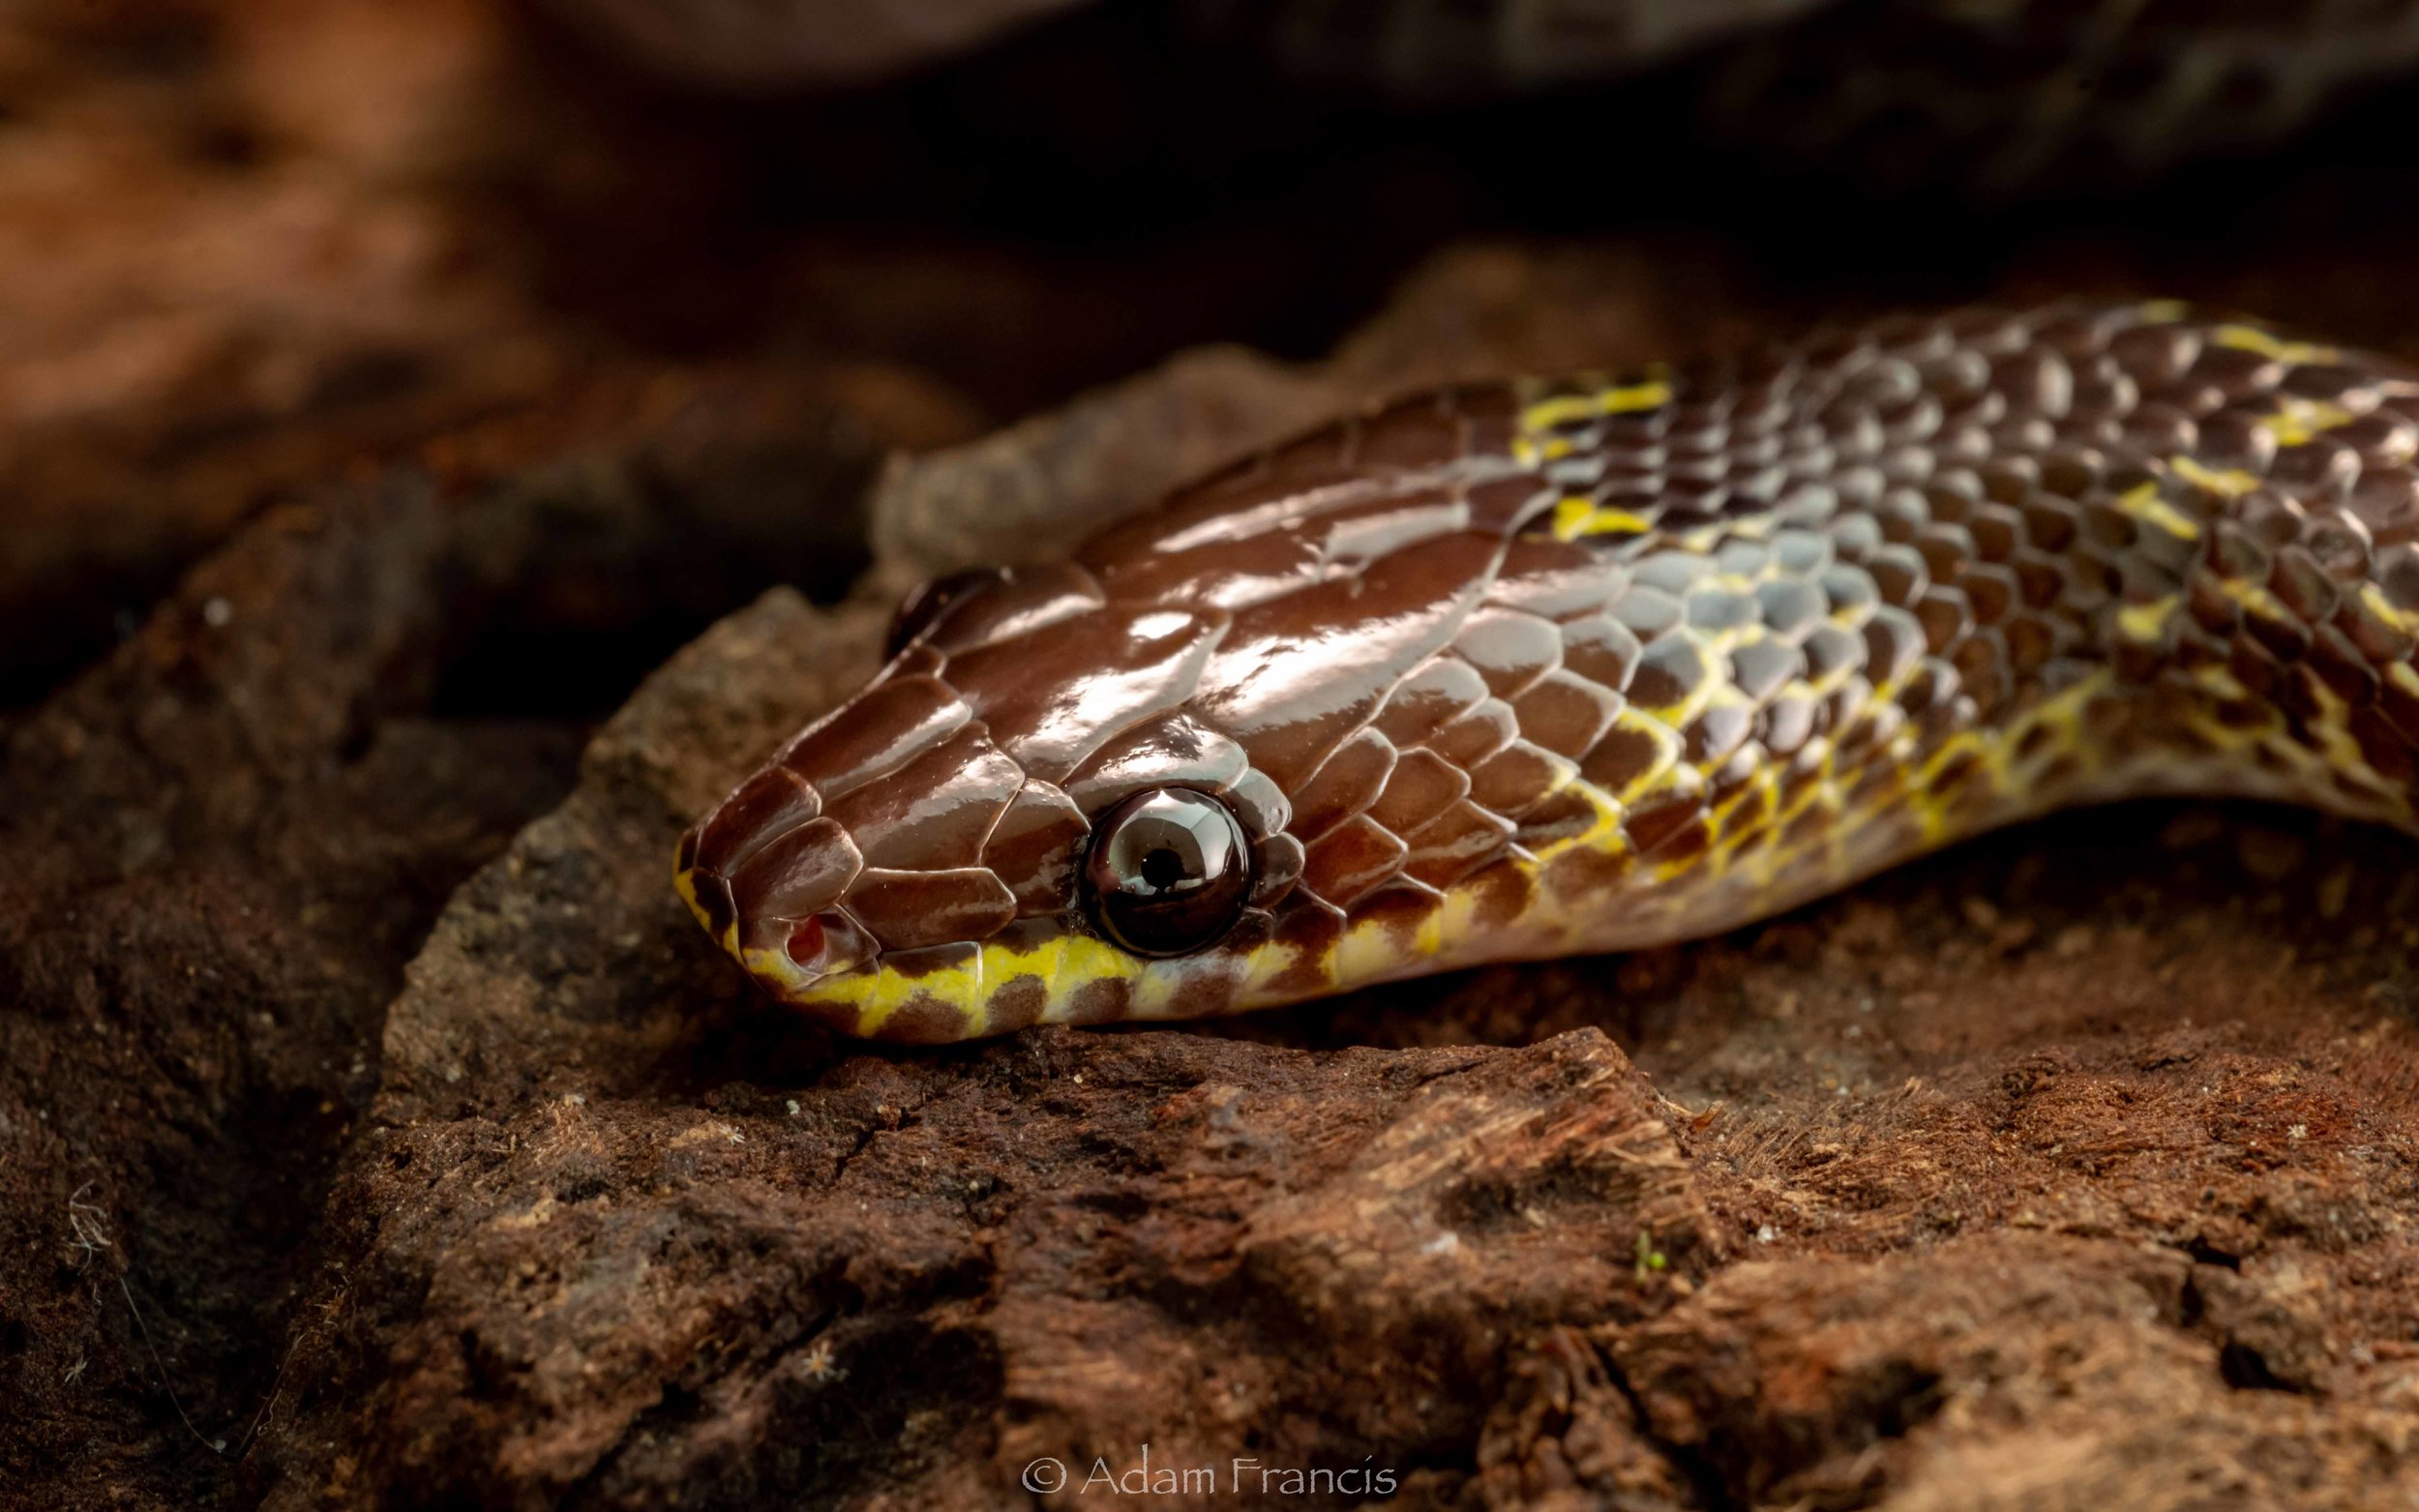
[15,0,2419,721]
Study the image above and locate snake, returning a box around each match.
[675,301,2419,1043]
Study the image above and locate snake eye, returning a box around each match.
[885,567,1003,659]
[1083,788,1252,957]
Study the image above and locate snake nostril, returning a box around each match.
[884,566,1004,658]
[786,916,826,969]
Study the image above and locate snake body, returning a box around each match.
[678,303,2419,1043]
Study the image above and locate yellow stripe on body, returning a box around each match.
[2361,584,2419,638]
[2212,324,2340,366]
[1549,498,1653,541]
[2259,398,2357,446]
[2168,456,2260,500]
[2217,575,2295,625]
[2172,664,2412,827]
[1519,375,1674,435]
[2110,482,2203,541]
[2117,596,2181,642]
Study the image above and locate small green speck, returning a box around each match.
[1633,1230,1669,1281]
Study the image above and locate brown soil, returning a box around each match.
[10,3,2419,1509]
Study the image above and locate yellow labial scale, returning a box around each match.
[2168,456,2260,500]
[1029,934,1136,1025]
[807,947,978,1036]
[1415,890,1475,958]
[1127,956,1186,1019]
[1144,938,1298,1020]
[1232,937,1309,1012]
[672,860,711,934]
[2110,482,2203,542]
[816,931,1144,1035]
[2212,324,2340,366]
[700,306,2419,1042]
[1335,914,1409,988]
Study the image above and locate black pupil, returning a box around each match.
[1082,788,1252,958]
[1138,846,1188,891]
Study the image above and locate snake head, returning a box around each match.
[676,403,1608,1043]
[675,559,1315,1043]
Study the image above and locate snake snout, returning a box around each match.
[681,667,1020,1005]
[677,753,868,966]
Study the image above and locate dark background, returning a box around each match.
[14,0,2419,717]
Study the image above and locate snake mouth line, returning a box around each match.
[674,841,881,998]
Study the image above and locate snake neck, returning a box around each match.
[1457,313,2419,968]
